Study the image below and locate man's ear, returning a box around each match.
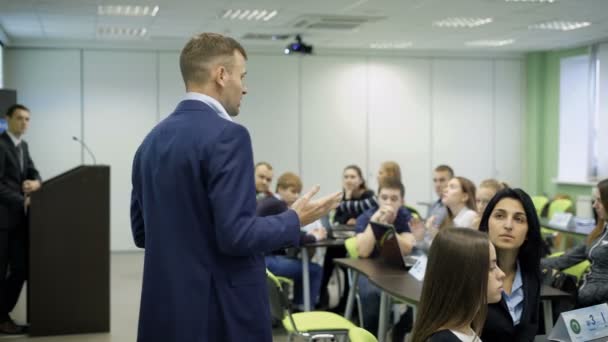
[214,65,228,87]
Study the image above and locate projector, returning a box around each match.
[284,35,313,55]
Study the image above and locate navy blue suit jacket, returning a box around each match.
[130,99,301,342]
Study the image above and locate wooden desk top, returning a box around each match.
[335,258,571,303]
[540,218,594,236]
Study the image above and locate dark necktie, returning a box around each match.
[15,142,24,173]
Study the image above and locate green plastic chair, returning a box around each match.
[404,205,421,220]
[548,199,574,220]
[548,252,591,282]
[266,270,355,341]
[348,327,378,342]
[531,196,549,218]
[345,236,359,259]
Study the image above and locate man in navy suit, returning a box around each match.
[0,104,41,334]
[130,33,341,342]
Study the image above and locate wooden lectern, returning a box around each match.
[28,165,110,336]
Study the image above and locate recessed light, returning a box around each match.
[505,0,555,2]
[433,17,493,28]
[98,5,159,17]
[466,39,515,47]
[97,26,148,38]
[370,41,413,49]
[528,21,591,31]
[221,9,279,22]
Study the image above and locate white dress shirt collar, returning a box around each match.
[184,92,233,122]
[6,130,22,147]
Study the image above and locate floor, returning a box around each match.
[1,252,290,341]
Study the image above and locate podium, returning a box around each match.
[28,165,110,336]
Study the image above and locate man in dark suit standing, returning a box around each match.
[0,104,41,334]
[130,33,341,342]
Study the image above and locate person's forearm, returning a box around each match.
[356,225,375,257]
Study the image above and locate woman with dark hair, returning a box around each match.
[478,188,543,342]
[541,178,608,307]
[411,228,505,342]
[334,165,377,225]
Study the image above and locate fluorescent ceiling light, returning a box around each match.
[505,0,555,2]
[98,5,159,17]
[466,39,515,47]
[529,21,591,31]
[370,41,413,49]
[433,17,493,28]
[97,26,148,38]
[221,9,279,21]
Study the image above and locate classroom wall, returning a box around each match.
[4,48,524,250]
[525,46,594,201]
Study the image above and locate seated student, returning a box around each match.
[254,161,274,200]
[354,177,417,335]
[256,172,327,306]
[541,178,608,308]
[478,188,543,342]
[377,161,401,184]
[440,177,479,229]
[428,164,454,226]
[334,165,377,226]
[411,228,505,342]
[472,179,508,228]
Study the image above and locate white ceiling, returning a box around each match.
[1,0,608,53]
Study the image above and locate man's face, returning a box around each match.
[377,188,403,213]
[220,51,248,116]
[6,109,30,137]
[433,170,451,198]
[255,165,273,193]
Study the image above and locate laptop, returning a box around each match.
[370,221,419,269]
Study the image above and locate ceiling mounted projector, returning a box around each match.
[284,35,313,55]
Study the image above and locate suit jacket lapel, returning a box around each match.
[1,132,21,170]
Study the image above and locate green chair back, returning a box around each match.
[531,196,549,218]
[405,205,421,219]
[547,252,591,282]
[344,236,359,259]
[348,327,378,342]
[548,199,574,219]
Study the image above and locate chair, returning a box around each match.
[548,252,591,282]
[404,205,421,220]
[344,237,364,326]
[532,196,549,218]
[266,270,355,342]
[348,327,378,342]
[548,199,574,220]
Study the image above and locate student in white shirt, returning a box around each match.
[440,177,479,229]
[411,228,505,342]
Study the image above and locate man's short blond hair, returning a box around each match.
[276,172,303,193]
[179,33,248,86]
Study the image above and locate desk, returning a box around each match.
[540,218,594,237]
[301,239,346,311]
[335,258,571,342]
[540,218,594,251]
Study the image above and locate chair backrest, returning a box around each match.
[548,198,574,219]
[531,196,549,218]
[405,205,421,219]
[348,327,378,342]
[266,270,302,332]
[344,236,359,259]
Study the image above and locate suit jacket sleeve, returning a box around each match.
[130,149,145,248]
[206,123,300,256]
[23,142,41,181]
[0,143,25,208]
